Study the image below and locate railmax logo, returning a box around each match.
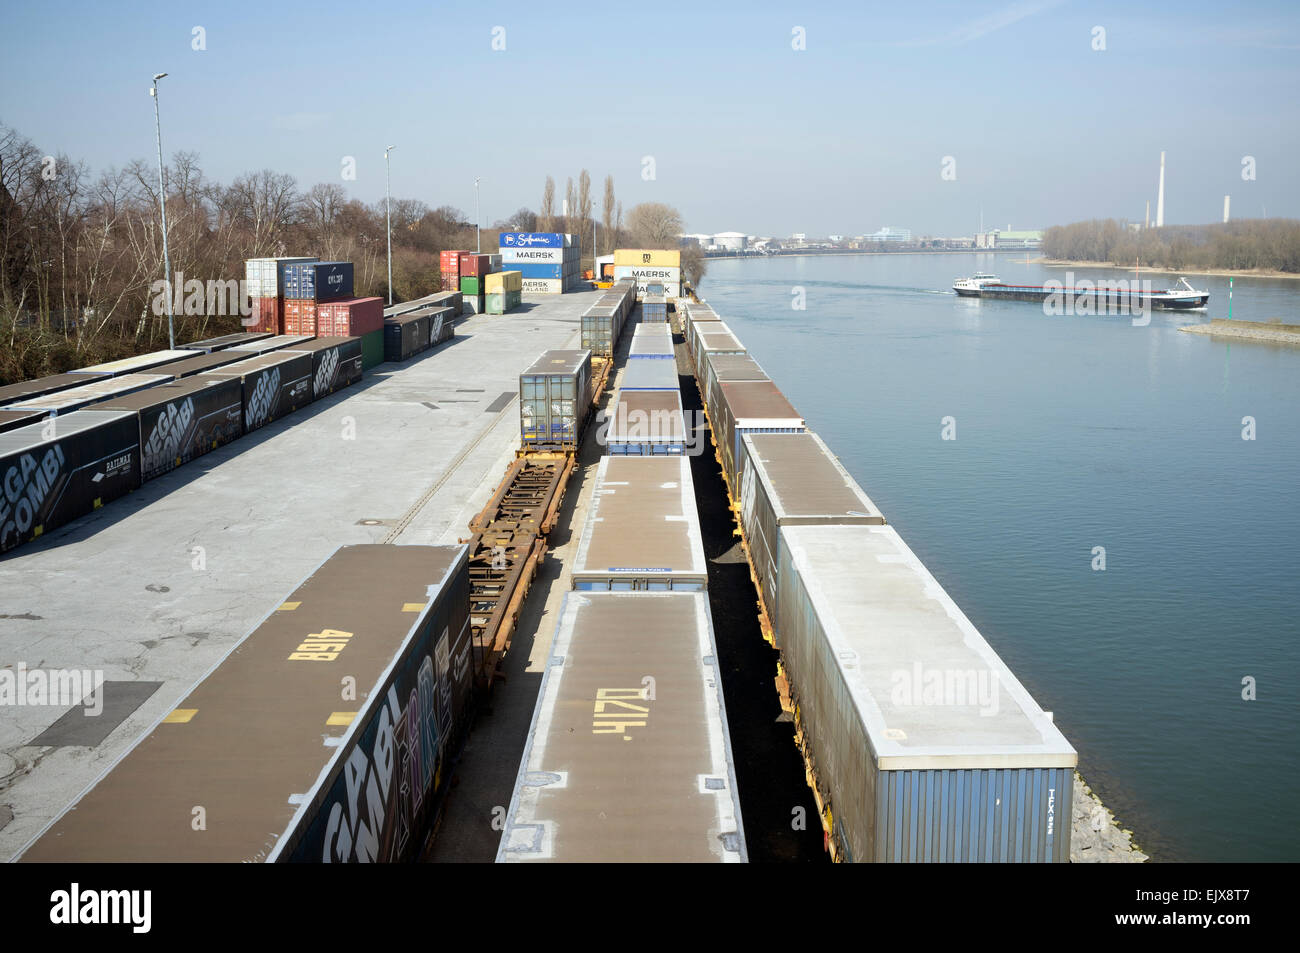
[1,443,65,550]
[142,397,194,472]
[50,883,151,934]
[314,349,338,396]
[0,664,104,715]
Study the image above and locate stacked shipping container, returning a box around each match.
[499,233,581,294]
[245,257,317,334]
[613,248,681,299]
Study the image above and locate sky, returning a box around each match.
[2,0,1297,238]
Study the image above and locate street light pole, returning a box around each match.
[151,73,174,349]
[475,177,481,253]
[385,145,394,306]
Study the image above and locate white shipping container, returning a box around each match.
[522,278,564,294]
[613,265,681,282]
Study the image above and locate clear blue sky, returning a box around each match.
[2,0,1296,237]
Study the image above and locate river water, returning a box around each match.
[698,252,1300,862]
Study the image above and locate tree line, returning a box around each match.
[0,119,701,384]
[1042,218,1300,273]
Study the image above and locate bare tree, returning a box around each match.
[680,243,707,290]
[601,175,615,257]
[540,176,555,232]
[626,202,683,248]
[563,177,575,235]
[577,169,592,263]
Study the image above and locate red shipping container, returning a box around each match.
[440,249,468,276]
[249,296,282,334]
[440,272,460,292]
[284,298,317,335]
[458,253,490,277]
[315,297,383,337]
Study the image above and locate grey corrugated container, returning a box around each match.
[712,379,804,493]
[496,590,745,862]
[620,358,679,392]
[520,349,592,449]
[702,351,768,414]
[686,309,724,359]
[629,322,674,359]
[775,523,1077,862]
[693,323,746,379]
[571,455,705,590]
[604,388,687,455]
[10,373,172,416]
[737,431,884,629]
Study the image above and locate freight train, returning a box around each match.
[0,314,455,556]
[497,295,748,862]
[680,298,1078,862]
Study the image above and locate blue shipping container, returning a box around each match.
[283,261,354,301]
[499,232,566,249]
[512,262,565,280]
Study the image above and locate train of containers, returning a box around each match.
[246,257,385,369]
[498,232,582,294]
[0,333,368,556]
[579,279,637,357]
[613,248,681,299]
[499,328,745,863]
[679,298,1077,863]
[20,542,473,862]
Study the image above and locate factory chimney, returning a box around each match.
[1223,195,1231,224]
[1155,152,1166,228]
[1145,201,1150,230]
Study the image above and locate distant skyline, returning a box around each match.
[2,0,1296,237]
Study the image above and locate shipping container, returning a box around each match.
[572,456,706,591]
[461,292,486,315]
[19,543,472,862]
[244,257,317,299]
[457,253,490,278]
[521,278,564,294]
[499,247,568,264]
[499,232,571,248]
[629,321,675,359]
[713,380,804,494]
[694,324,746,379]
[282,337,364,399]
[178,331,273,353]
[425,290,462,316]
[403,306,454,348]
[71,350,192,378]
[100,376,243,482]
[360,329,384,370]
[509,262,567,281]
[315,296,383,337]
[580,306,622,356]
[613,248,681,268]
[440,249,469,275]
[198,351,313,433]
[0,372,111,409]
[642,295,669,322]
[283,298,317,335]
[619,358,680,391]
[485,290,522,314]
[702,352,768,415]
[774,523,1077,862]
[282,261,354,301]
[227,334,316,356]
[151,350,247,380]
[485,270,523,293]
[685,308,724,359]
[737,431,885,630]
[0,409,47,434]
[603,388,687,455]
[0,410,141,554]
[497,590,745,862]
[459,276,482,296]
[248,296,282,334]
[9,373,172,416]
[520,349,592,450]
[384,313,429,363]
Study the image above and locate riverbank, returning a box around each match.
[1072,774,1149,862]
[1179,317,1300,345]
[1036,258,1300,281]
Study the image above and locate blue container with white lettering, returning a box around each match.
[283,261,354,301]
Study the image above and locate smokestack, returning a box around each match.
[1156,151,1166,228]
[1223,195,1230,223]
[1145,201,1150,230]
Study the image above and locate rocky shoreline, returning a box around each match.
[1071,773,1149,862]
[1180,319,1300,346]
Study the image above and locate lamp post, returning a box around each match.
[474,178,481,253]
[385,145,394,305]
[151,72,174,348]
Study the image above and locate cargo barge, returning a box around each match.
[953,273,1209,310]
